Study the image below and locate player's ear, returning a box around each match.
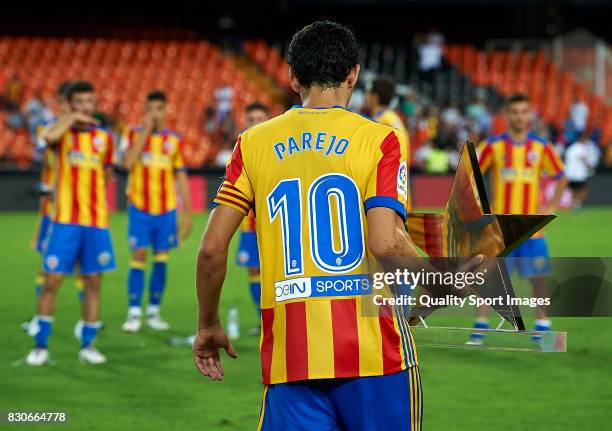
[346,64,360,90]
[289,67,301,95]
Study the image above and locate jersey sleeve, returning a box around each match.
[477,140,493,173]
[213,134,254,216]
[173,136,187,172]
[364,130,408,221]
[542,142,565,178]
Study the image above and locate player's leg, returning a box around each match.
[26,223,80,365]
[333,367,423,431]
[259,381,339,431]
[468,247,518,344]
[123,205,151,332]
[122,248,147,332]
[22,214,52,331]
[517,237,552,339]
[145,209,178,331]
[79,226,116,363]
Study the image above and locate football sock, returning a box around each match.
[128,260,146,307]
[148,253,168,307]
[33,315,53,348]
[81,322,98,348]
[470,318,489,341]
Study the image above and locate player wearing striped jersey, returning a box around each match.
[120,90,192,333]
[26,81,116,366]
[235,102,270,337]
[193,21,480,431]
[23,81,89,338]
[468,93,568,345]
[365,75,411,212]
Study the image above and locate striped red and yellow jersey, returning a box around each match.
[375,108,411,211]
[120,127,186,215]
[240,210,256,232]
[52,126,114,228]
[214,105,416,385]
[478,132,564,236]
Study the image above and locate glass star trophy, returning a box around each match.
[403,142,567,352]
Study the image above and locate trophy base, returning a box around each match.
[410,325,567,352]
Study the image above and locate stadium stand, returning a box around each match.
[0,36,283,167]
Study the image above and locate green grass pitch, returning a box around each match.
[1,208,612,430]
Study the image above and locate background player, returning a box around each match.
[365,75,412,211]
[191,21,480,430]
[25,81,116,366]
[468,93,568,344]
[120,90,192,332]
[234,101,269,336]
[24,81,91,339]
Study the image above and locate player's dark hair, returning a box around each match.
[57,80,73,98]
[66,80,94,101]
[286,20,359,89]
[505,93,530,107]
[370,75,396,106]
[146,90,167,103]
[245,101,270,114]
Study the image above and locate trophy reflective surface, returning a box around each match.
[404,142,566,352]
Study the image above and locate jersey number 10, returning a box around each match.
[267,173,365,277]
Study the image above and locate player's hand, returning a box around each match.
[193,323,238,381]
[180,210,193,241]
[143,112,155,131]
[70,112,100,126]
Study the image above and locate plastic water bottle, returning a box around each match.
[227,305,240,340]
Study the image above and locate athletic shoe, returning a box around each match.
[26,348,50,366]
[78,346,107,364]
[146,314,170,331]
[122,315,142,333]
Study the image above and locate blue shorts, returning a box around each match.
[506,237,550,278]
[259,367,423,431]
[236,231,260,267]
[128,205,178,252]
[35,214,51,254]
[43,223,116,275]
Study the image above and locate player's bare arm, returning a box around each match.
[121,113,154,169]
[42,112,99,145]
[194,205,242,381]
[176,170,193,241]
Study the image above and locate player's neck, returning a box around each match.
[301,86,350,109]
[508,129,528,143]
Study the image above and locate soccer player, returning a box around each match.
[192,21,482,430]
[23,81,89,338]
[120,90,192,332]
[25,81,116,366]
[235,102,270,336]
[365,75,411,210]
[468,93,568,344]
